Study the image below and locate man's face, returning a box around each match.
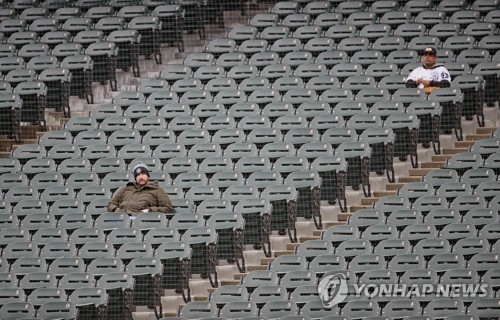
[135,173,149,186]
[422,53,437,68]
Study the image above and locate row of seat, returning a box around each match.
[31,126,402,148]
[197,34,500,58]
[178,296,500,319]
[211,279,499,303]
[0,255,160,317]
[0,300,77,320]
[181,51,499,75]
[2,162,499,196]
[268,0,500,16]
[0,180,305,207]
[134,74,484,97]
[83,99,443,121]
[0,208,242,232]
[250,9,500,31]
[327,217,499,241]
[229,21,499,46]
[158,61,497,84]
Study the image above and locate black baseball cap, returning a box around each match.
[422,47,437,56]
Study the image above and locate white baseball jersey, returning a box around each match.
[406,64,452,90]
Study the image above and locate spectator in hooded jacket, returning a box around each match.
[107,162,172,215]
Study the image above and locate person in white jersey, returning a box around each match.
[405,47,451,94]
[406,47,454,137]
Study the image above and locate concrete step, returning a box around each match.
[373,191,396,197]
[324,221,346,229]
[193,295,208,301]
[300,235,321,242]
[0,151,11,158]
[234,273,245,281]
[0,139,14,152]
[409,168,432,176]
[466,134,491,141]
[432,155,451,162]
[361,198,378,206]
[398,176,422,183]
[261,258,274,265]
[477,127,496,135]
[349,205,371,212]
[286,243,301,251]
[162,312,178,318]
[455,141,475,149]
[443,147,469,155]
[246,265,267,272]
[421,162,445,168]
[312,230,323,237]
[275,250,294,257]
[386,183,404,191]
[220,280,240,286]
[12,140,37,150]
[339,212,352,221]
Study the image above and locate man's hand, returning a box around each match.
[141,208,149,213]
[416,78,431,87]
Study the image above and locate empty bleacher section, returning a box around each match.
[0,0,499,319]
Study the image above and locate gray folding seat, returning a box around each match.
[77,242,115,264]
[258,26,290,45]
[9,257,43,281]
[385,50,419,70]
[0,228,30,249]
[3,240,39,261]
[484,8,500,24]
[422,299,466,319]
[11,144,46,164]
[0,172,28,193]
[322,225,360,248]
[329,63,363,82]
[302,38,334,57]
[424,209,461,229]
[12,199,49,220]
[414,196,452,215]
[414,238,452,261]
[336,239,372,261]
[0,301,36,320]
[308,254,347,278]
[259,300,299,319]
[313,54,347,76]
[373,195,411,217]
[339,301,379,319]
[401,224,438,243]
[209,285,248,310]
[295,240,334,262]
[259,143,295,163]
[159,65,191,85]
[374,239,412,258]
[440,223,477,243]
[400,269,439,302]
[359,22,391,43]
[31,227,68,246]
[381,300,422,319]
[387,253,426,274]
[463,208,499,228]
[478,223,500,245]
[349,254,387,275]
[248,284,287,309]
[370,37,404,60]
[217,301,258,319]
